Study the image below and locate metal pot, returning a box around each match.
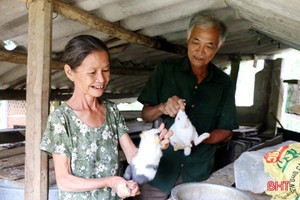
[171,182,254,200]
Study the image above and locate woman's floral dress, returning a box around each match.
[40,100,129,200]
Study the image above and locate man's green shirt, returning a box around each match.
[138,56,239,194]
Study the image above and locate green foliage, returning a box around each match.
[117,101,143,111]
[275,49,300,133]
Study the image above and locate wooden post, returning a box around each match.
[230,59,240,90]
[266,58,284,132]
[25,0,52,200]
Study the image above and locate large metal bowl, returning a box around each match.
[171,182,254,200]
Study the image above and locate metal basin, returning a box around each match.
[171,182,254,200]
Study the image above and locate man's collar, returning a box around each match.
[203,63,214,82]
[180,56,190,71]
[181,56,215,82]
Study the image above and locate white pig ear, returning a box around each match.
[140,131,145,139]
[154,135,160,145]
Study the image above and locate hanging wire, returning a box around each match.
[53,12,58,19]
[25,0,29,10]
[256,31,261,46]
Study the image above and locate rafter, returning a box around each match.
[0,89,140,101]
[0,49,153,76]
[52,0,187,55]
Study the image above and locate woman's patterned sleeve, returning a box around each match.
[40,110,72,157]
[111,103,129,138]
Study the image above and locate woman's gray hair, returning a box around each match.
[62,35,109,70]
[187,12,228,47]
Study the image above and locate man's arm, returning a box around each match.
[141,96,185,122]
[203,129,232,144]
[141,103,164,123]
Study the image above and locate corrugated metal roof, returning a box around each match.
[0,0,299,102]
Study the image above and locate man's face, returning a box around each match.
[187,26,223,69]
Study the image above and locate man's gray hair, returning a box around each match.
[187,12,228,47]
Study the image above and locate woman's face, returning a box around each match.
[66,50,110,98]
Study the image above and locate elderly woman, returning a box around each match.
[40,35,172,200]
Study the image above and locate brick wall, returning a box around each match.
[7,100,26,128]
[5,101,59,128]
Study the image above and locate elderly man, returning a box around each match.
[135,12,239,200]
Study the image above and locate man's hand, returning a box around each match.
[140,96,185,122]
[160,96,185,117]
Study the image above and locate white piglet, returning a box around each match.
[170,110,210,156]
[123,129,162,185]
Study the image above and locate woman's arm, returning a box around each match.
[119,133,138,164]
[52,153,138,198]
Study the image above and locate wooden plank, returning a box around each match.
[0,154,24,169]
[25,0,53,200]
[0,146,25,159]
[13,169,56,186]
[0,158,54,181]
[0,165,24,181]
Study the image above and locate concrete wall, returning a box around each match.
[236,58,283,132]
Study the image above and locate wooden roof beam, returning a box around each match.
[0,49,153,76]
[0,89,140,101]
[52,0,187,55]
[1,49,274,70]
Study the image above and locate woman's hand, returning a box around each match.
[127,180,140,196]
[109,176,140,198]
[158,123,173,150]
